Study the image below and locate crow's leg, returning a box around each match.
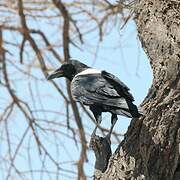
[89,113,102,147]
[89,106,102,146]
[106,114,118,141]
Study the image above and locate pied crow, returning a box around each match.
[47,60,142,139]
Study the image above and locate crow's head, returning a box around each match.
[47,59,89,81]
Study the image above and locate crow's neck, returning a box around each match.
[66,68,87,81]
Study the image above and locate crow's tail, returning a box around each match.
[126,100,143,118]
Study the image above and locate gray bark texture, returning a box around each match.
[94,0,180,179]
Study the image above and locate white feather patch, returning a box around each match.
[75,68,101,77]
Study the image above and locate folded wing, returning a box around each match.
[101,71,134,101]
[71,73,131,110]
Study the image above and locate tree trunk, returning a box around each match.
[94,0,180,179]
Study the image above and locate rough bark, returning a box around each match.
[94,0,180,179]
[90,134,112,174]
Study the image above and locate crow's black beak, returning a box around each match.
[47,69,64,80]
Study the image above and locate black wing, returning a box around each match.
[71,74,129,109]
[101,71,134,101]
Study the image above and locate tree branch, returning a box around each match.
[52,1,87,179]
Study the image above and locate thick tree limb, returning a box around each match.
[90,134,112,174]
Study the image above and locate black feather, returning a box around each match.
[101,70,134,101]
